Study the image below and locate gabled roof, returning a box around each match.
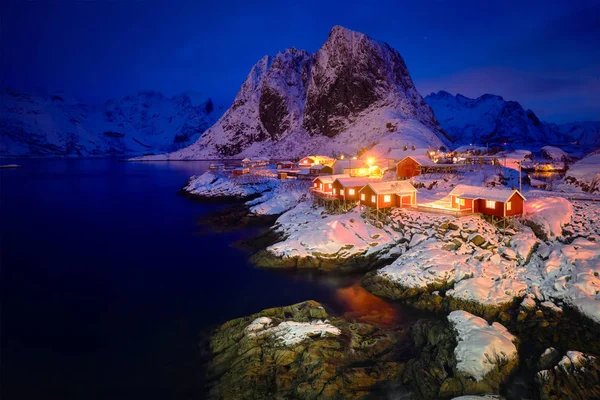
[301,155,334,161]
[312,174,350,184]
[397,155,439,167]
[277,160,294,164]
[332,159,368,169]
[449,184,526,202]
[310,164,332,170]
[359,180,417,195]
[334,177,372,188]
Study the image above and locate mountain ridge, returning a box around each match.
[425,90,600,150]
[0,88,223,157]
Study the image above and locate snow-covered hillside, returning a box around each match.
[149,26,449,160]
[565,150,600,193]
[0,88,222,157]
[425,91,600,149]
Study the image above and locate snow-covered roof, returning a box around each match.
[313,174,350,184]
[398,154,439,167]
[310,165,331,170]
[378,148,431,161]
[302,155,334,161]
[334,177,372,187]
[449,184,525,202]
[277,160,294,164]
[332,159,368,169]
[361,181,417,195]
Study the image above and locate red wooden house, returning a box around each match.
[358,181,417,210]
[276,161,296,169]
[299,155,335,168]
[232,167,250,176]
[310,174,350,198]
[448,184,525,217]
[331,177,372,201]
[309,165,333,175]
[396,155,457,179]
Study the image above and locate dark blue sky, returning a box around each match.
[2,0,599,122]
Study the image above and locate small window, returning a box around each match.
[333,188,337,194]
[349,189,355,195]
[361,193,365,201]
[320,183,323,190]
[460,198,465,206]
[313,183,317,187]
[384,195,391,202]
[328,184,332,188]
[507,201,512,211]
[341,189,345,196]
[486,200,496,209]
[371,195,376,203]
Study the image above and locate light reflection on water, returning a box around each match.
[336,284,399,327]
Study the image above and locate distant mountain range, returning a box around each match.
[424,91,600,149]
[0,89,223,157]
[2,26,598,159]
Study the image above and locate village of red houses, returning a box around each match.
[210,147,528,224]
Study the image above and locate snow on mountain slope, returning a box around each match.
[0,88,222,157]
[424,91,551,146]
[565,150,600,193]
[425,91,600,149]
[156,26,449,160]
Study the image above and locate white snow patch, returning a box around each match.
[525,197,573,239]
[448,310,518,381]
[245,317,341,346]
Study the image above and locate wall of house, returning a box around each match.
[505,193,524,216]
[476,199,505,217]
[397,194,414,207]
[359,185,378,208]
[396,158,420,179]
[452,196,473,210]
[332,181,361,201]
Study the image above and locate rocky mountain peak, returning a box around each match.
[303,26,441,138]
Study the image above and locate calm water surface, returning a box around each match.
[1,159,431,399]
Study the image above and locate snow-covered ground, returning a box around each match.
[565,150,600,193]
[244,316,341,346]
[448,310,518,381]
[267,201,400,261]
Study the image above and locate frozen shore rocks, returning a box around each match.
[205,300,410,399]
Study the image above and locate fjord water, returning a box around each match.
[0,159,426,399]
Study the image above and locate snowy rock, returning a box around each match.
[524,197,574,240]
[565,150,600,193]
[535,351,600,400]
[207,300,408,399]
[448,311,518,381]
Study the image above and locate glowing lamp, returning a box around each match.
[367,157,375,166]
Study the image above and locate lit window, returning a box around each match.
[341,189,345,196]
[333,188,337,194]
[507,201,512,211]
[361,194,365,201]
[314,183,317,187]
[486,200,496,208]
[328,184,331,188]
[384,195,391,202]
[320,184,323,190]
[348,189,355,195]
[460,198,465,206]
[371,195,376,203]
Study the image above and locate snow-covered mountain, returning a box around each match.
[0,88,222,157]
[425,91,600,149]
[156,26,449,160]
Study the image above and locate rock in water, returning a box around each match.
[206,300,409,399]
[535,351,600,400]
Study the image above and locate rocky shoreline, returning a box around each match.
[181,171,600,399]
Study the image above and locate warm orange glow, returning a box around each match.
[336,285,397,327]
[367,157,375,166]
